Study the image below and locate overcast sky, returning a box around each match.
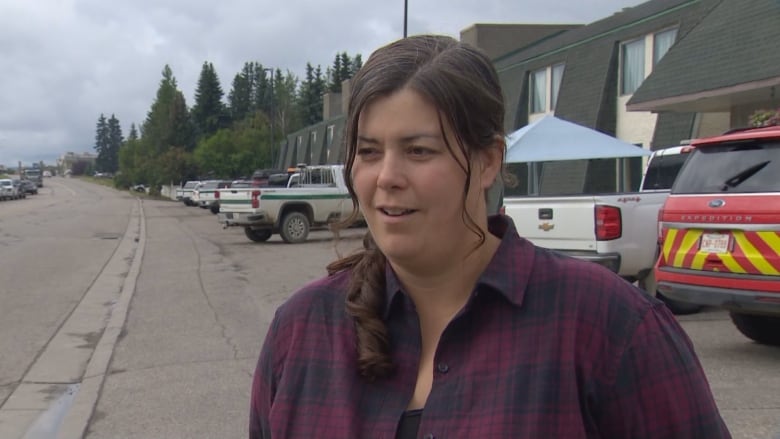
[0,0,645,167]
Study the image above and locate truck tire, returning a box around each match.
[244,228,272,242]
[210,203,220,214]
[280,212,309,243]
[730,312,780,346]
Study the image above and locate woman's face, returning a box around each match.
[352,87,499,269]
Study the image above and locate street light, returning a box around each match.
[264,68,276,167]
[403,0,408,38]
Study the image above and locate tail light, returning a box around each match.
[251,190,261,208]
[595,205,621,241]
[214,190,220,200]
[657,206,665,244]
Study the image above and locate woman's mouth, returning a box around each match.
[380,208,416,217]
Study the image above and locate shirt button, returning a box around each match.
[437,363,449,374]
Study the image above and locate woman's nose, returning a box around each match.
[376,153,406,190]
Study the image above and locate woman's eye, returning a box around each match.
[356,147,380,158]
[409,146,434,156]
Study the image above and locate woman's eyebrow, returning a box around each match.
[357,135,382,145]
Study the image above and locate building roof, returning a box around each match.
[494,0,699,71]
[628,0,780,112]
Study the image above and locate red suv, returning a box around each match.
[655,125,780,345]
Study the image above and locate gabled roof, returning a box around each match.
[628,0,780,112]
[494,0,699,71]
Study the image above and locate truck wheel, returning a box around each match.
[639,270,702,315]
[244,228,272,242]
[280,212,309,243]
[730,312,780,346]
[210,203,219,214]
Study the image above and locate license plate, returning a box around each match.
[700,233,729,253]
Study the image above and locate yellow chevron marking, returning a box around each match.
[673,230,702,268]
[662,229,678,262]
[691,250,708,270]
[734,232,780,276]
[757,231,780,257]
[734,233,780,275]
[719,252,746,273]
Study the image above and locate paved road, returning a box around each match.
[0,178,778,438]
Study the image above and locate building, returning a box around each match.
[277,0,780,169]
[57,151,97,175]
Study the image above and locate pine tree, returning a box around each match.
[94,114,110,172]
[351,54,363,75]
[327,54,343,92]
[128,123,139,141]
[107,114,123,173]
[191,61,227,140]
[142,65,194,153]
[338,52,351,83]
[228,62,256,122]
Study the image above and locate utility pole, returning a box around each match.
[265,68,276,168]
[403,0,408,38]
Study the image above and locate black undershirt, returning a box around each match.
[395,409,423,439]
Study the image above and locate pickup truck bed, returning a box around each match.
[503,191,669,281]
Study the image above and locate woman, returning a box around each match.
[250,35,730,438]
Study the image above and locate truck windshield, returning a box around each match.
[672,141,780,194]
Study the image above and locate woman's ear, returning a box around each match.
[479,135,505,190]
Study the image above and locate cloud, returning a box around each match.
[0,0,644,167]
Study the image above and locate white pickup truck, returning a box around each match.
[503,148,690,286]
[216,164,356,243]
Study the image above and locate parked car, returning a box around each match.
[176,180,200,206]
[655,125,780,345]
[20,179,38,195]
[11,179,26,199]
[192,180,231,213]
[0,178,19,200]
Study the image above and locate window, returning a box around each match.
[621,38,645,95]
[641,150,689,190]
[551,63,565,111]
[653,28,677,66]
[530,68,546,113]
[326,125,334,146]
[672,141,780,194]
[310,131,317,145]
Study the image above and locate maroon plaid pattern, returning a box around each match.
[250,215,730,438]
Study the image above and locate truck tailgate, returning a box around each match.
[503,196,598,251]
[218,188,255,213]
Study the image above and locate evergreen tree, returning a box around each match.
[351,54,363,75]
[228,62,255,123]
[327,54,343,92]
[326,52,362,92]
[297,63,326,126]
[273,69,302,141]
[107,114,123,173]
[338,52,351,83]
[128,123,139,141]
[94,114,110,172]
[191,61,227,140]
[253,63,273,115]
[142,65,195,153]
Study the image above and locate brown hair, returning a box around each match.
[327,34,505,380]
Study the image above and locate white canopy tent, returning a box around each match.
[505,115,650,163]
[504,116,651,195]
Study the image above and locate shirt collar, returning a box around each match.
[381,214,534,318]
